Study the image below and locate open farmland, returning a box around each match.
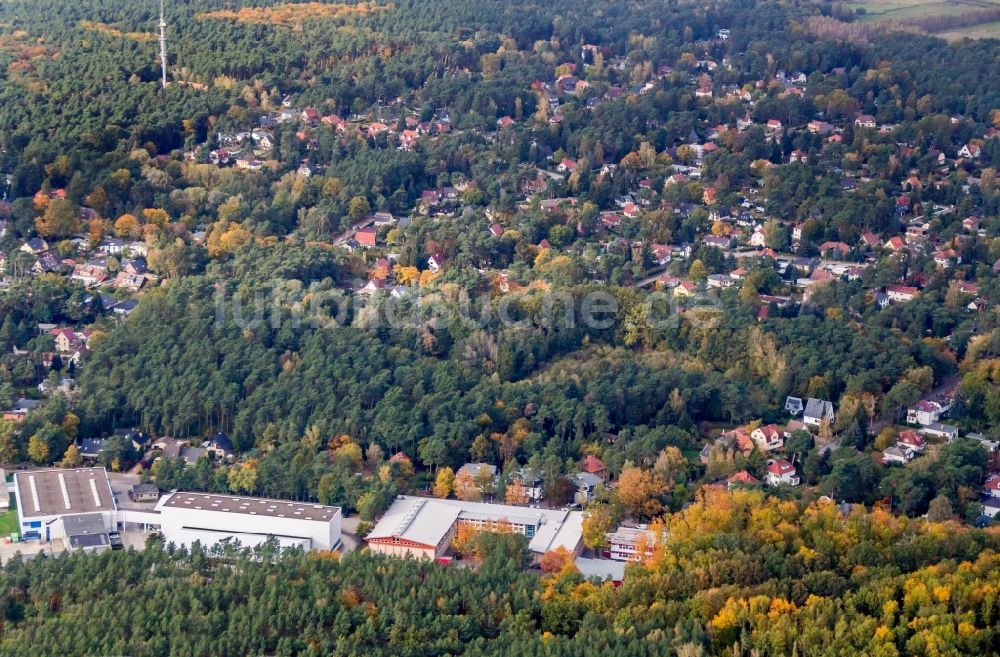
[935,17,1000,37]
[849,0,1000,21]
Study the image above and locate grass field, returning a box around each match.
[849,0,1000,21]
[936,18,1000,37]
[847,0,1000,38]
[0,496,19,538]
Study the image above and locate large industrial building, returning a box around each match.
[11,468,342,554]
[13,467,117,545]
[366,495,584,561]
[130,491,342,552]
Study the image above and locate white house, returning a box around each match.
[765,459,799,486]
[921,423,959,442]
[803,398,835,427]
[984,475,1000,499]
[881,445,915,465]
[427,253,445,273]
[751,424,784,452]
[885,285,919,303]
[906,400,947,426]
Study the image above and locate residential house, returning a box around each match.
[75,438,107,461]
[113,272,146,293]
[51,328,91,355]
[803,398,835,427]
[765,459,800,486]
[785,396,804,416]
[399,130,419,150]
[885,285,919,303]
[152,436,183,459]
[727,471,760,490]
[751,424,783,452]
[907,400,947,426]
[3,398,40,422]
[129,483,160,503]
[355,227,377,248]
[882,445,915,465]
[860,232,881,249]
[958,143,981,159]
[896,430,926,453]
[514,468,545,502]
[427,253,445,273]
[110,300,138,317]
[921,423,959,441]
[206,432,234,459]
[934,249,960,268]
[180,446,208,464]
[70,264,108,287]
[371,212,396,228]
[297,161,316,178]
[20,238,49,255]
[807,120,834,136]
[855,114,876,128]
[572,472,603,506]
[707,274,735,289]
[984,475,1000,499]
[884,236,906,251]
[122,258,147,275]
[818,241,850,258]
[581,455,608,481]
[650,244,671,266]
[673,281,697,297]
[33,249,62,274]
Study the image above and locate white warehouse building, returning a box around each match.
[133,491,342,552]
[13,467,117,544]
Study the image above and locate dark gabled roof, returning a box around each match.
[76,438,107,456]
[804,398,834,419]
[209,432,233,452]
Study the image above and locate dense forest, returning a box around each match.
[1,492,999,656]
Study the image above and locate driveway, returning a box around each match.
[339,514,362,552]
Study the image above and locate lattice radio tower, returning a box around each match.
[158,0,168,89]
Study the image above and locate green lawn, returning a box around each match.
[0,495,18,538]
[937,18,1000,38]
[849,0,1000,21]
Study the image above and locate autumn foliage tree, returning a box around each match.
[433,466,454,498]
[616,466,666,519]
[539,546,577,574]
[454,470,481,501]
[36,198,80,237]
[581,503,615,551]
[505,477,530,505]
[114,213,141,238]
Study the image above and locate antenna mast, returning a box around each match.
[158,0,168,89]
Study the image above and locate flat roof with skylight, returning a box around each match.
[14,467,115,518]
[160,492,339,521]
